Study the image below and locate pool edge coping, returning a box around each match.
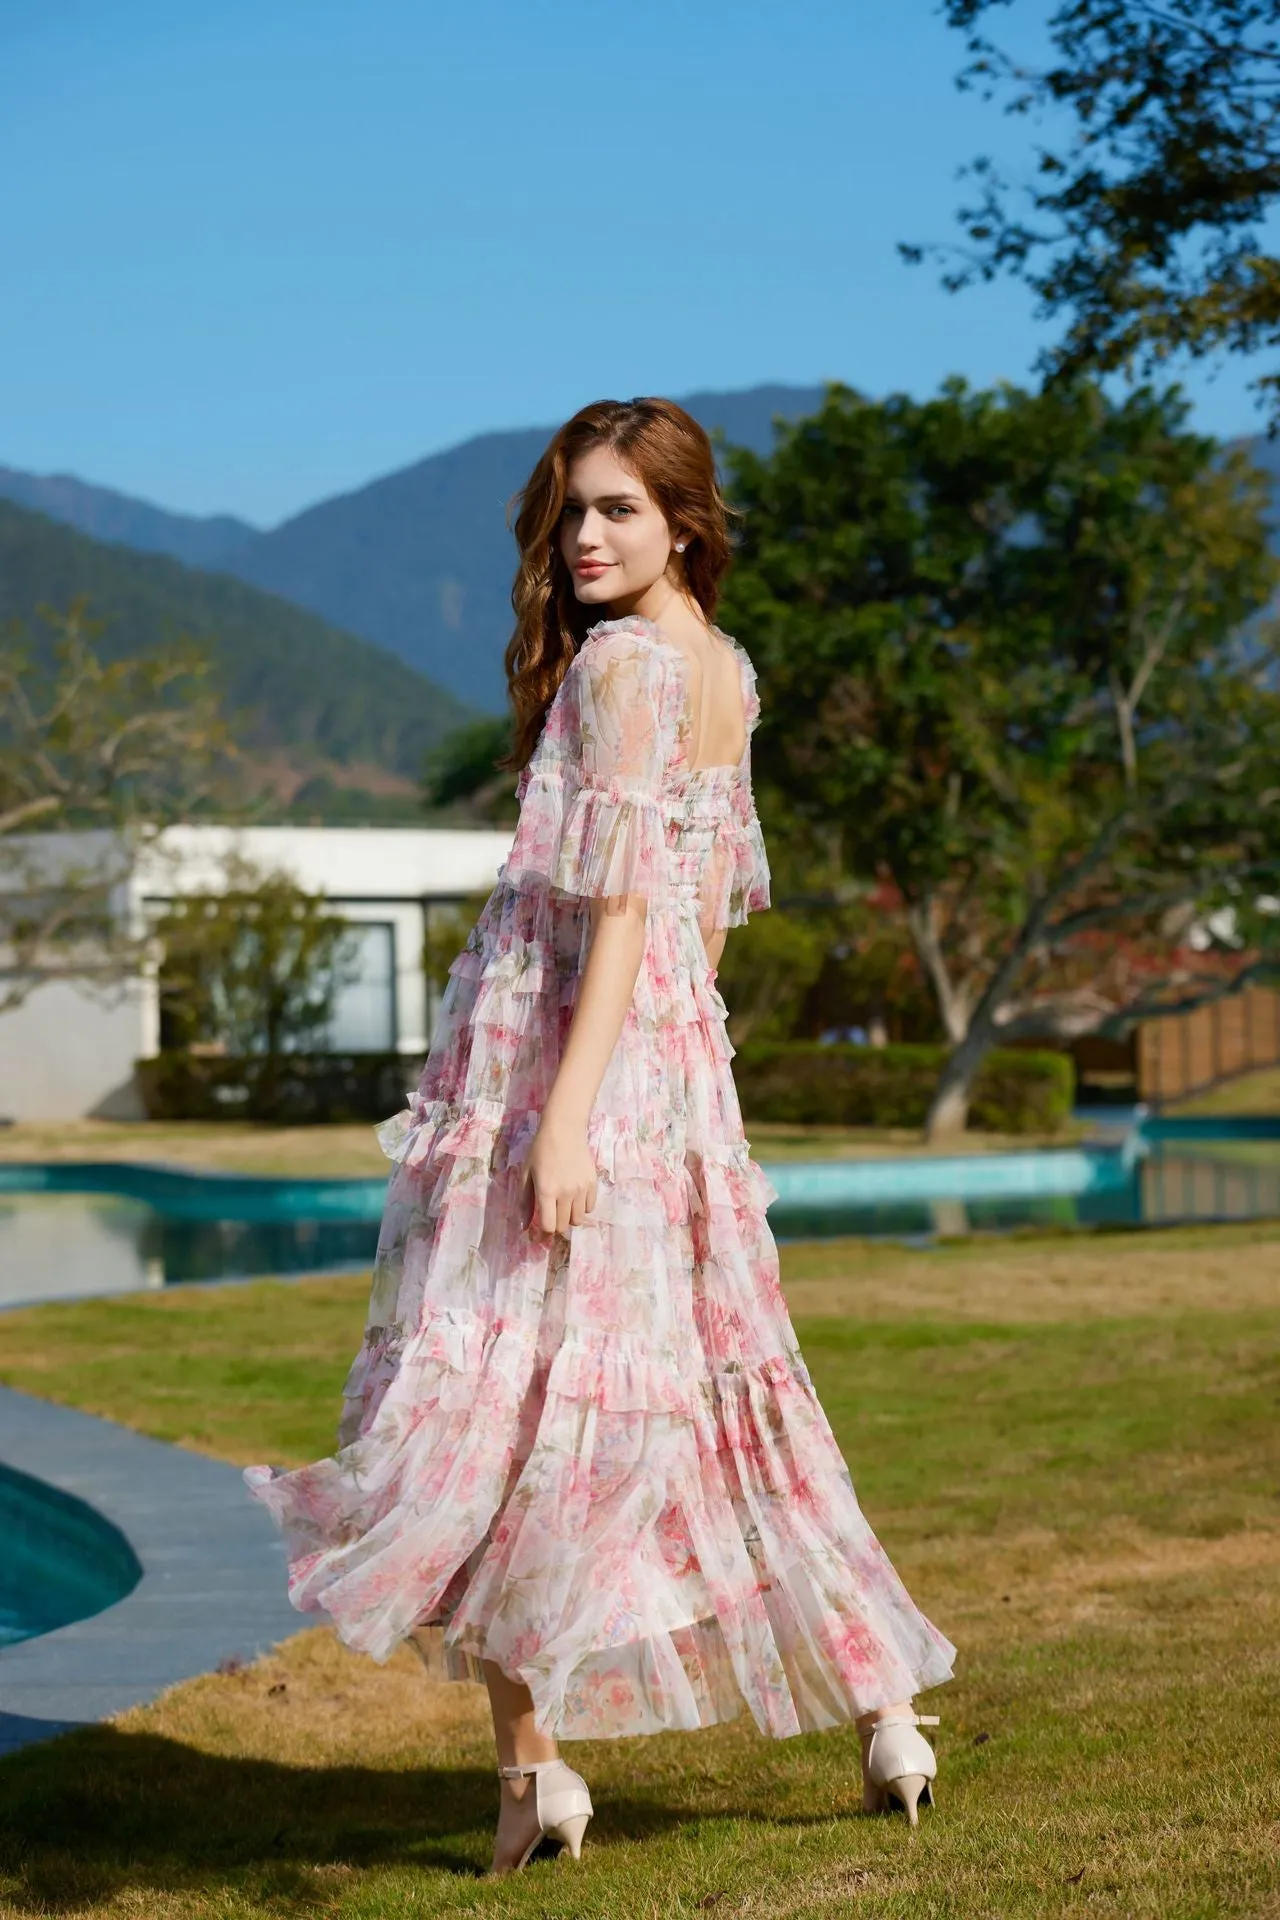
[0,1385,302,1756]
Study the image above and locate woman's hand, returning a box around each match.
[526,1118,599,1235]
[524,894,643,1238]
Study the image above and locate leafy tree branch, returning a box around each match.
[912,1,1280,423]
[0,601,237,1014]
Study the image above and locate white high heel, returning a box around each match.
[860,1711,940,1828]
[492,1758,594,1872]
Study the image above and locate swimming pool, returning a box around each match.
[0,1461,142,1647]
[2,1114,1279,1306]
[0,1163,387,1308]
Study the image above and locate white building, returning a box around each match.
[0,824,513,1123]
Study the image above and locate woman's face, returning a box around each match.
[559,444,679,610]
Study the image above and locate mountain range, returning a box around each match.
[0,499,470,809]
[0,385,827,711]
[11,381,1269,818]
[0,466,258,570]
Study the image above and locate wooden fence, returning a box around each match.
[1135,985,1280,1104]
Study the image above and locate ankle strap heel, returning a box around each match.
[496,1758,594,1866]
[860,1713,940,1829]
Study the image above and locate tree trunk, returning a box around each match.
[924,1022,994,1140]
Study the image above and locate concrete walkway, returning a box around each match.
[0,1386,301,1755]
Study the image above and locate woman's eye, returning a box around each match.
[560,501,633,520]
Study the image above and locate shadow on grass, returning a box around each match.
[0,1722,807,1912]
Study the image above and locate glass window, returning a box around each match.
[326,922,396,1053]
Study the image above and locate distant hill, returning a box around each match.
[223,383,829,709]
[0,499,470,790]
[0,384,829,712]
[0,466,259,570]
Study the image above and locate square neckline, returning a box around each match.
[583,612,754,775]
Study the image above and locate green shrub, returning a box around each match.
[136,1051,425,1125]
[715,909,827,1046]
[734,1041,1074,1134]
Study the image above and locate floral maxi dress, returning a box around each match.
[245,613,957,1742]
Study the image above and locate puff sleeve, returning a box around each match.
[503,627,673,903]
[697,781,772,930]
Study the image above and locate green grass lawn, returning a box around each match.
[0,1114,1085,1178]
[1170,1063,1280,1115]
[0,1230,1277,1917]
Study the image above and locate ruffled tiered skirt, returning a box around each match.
[245,879,956,1741]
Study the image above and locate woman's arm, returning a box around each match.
[526,894,647,1234]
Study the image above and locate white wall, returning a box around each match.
[0,825,514,1119]
[137,826,512,1057]
[137,825,513,902]
[0,975,153,1122]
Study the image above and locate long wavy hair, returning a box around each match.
[503,397,736,768]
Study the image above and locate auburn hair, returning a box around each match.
[503,396,736,768]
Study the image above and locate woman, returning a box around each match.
[245,396,956,1875]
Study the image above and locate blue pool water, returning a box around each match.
[3,1114,1280,1306]
[0,1463,142,1647]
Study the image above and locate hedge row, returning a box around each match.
[136,1051,425,1125]
[733,1041,1074,1133]
[138,1040,1074,1133]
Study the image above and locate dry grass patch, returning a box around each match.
[1,1226,1278,1914]
[127,1628,490,1772]
[783,1218,1280,1321]
[1171,1064,1280,1115]
[2,1223,1279,1468]
[0,1115,1087,1178]
[2,1530,1276,1917]
[745,1120,1085,1159]
[923,1519,1280,1646]
[0,1119,392,1177]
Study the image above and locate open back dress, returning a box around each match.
[245,611,957,1741]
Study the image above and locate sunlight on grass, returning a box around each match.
[0,1226,1277,1915]
[0,1113,1086,1177]
[1171,1064,1280,1116]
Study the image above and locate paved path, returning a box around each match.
[0,1386,301,1755]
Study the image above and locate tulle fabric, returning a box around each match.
[506,772,672,906]
[244,615,956,1741]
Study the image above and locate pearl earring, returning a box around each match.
[674,541,686,552]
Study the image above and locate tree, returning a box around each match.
[799,886,940,1047]
[721,377,1280,1135]
[716,909,827,1046]
[912,2,1280,426]
[155,856,359,1059]
[422,716,518,824]
[0,602,235,1015]
[421,890,493,1000]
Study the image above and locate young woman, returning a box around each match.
[245,396,956,1875]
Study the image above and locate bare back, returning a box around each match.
[666,628,749,772]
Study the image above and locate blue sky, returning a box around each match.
[2,0,1269,525]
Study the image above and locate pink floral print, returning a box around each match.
[245,614,956,1741]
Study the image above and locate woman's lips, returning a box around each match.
[574,561,610,577]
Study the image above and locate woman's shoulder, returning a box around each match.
[575,613,669,669]
[576,612,757,685]
[528,619,663,764]
[573,614,761,753]
[567,616,680,707]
